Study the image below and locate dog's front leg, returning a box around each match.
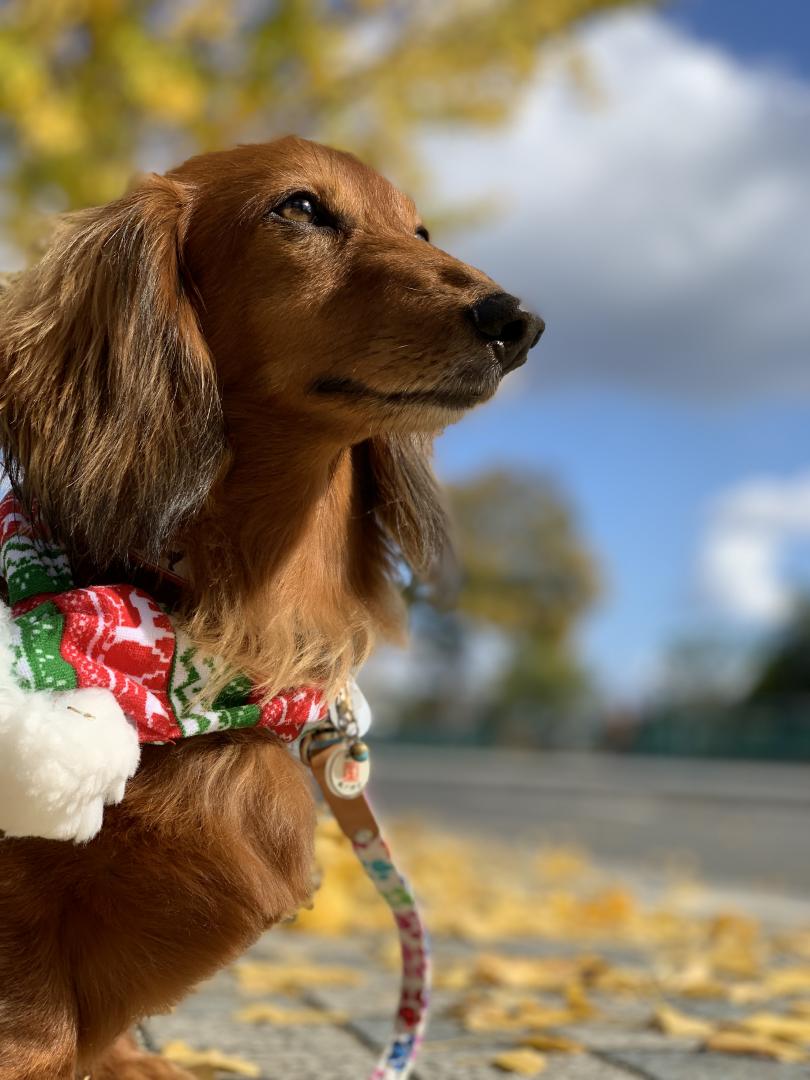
[81,1032,196,1080]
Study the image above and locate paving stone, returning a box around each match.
[556,1023,700,1053]
[349,1014,467,1048]
[308,982,460,1027]
[491,939,649,967]
[246,1049,377,1080]
[246,929,381,967]
[603,1049,810,1079]
[588,994,658,1024]
[138,882,810,1080]
[414,1046,635,1079]
[146,1014,373,1077]
[522,1057,639,1080]
[303,973,401,1018]
[660,996,761,1023]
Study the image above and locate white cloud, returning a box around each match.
[426,12,810,399]
[701,472,810,623]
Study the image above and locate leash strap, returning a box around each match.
[308,744,431,1078]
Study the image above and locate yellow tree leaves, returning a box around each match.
[0,0,648,248]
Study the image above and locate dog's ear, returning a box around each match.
[0,175,225,565]
[364,433,454,589]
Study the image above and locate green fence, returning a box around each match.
[626,698,810,760]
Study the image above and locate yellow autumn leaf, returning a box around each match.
[704,1031,808,1063]
[521,1033,584,1053]
[735,1012,810,1046]
[576,888,637,929]
[534,846,590,884]
[667,963,728,1000]
[776,930,810,961]
[234,1003,348,1025]
[564,980,596,1018]
[765,967,810,996]
[452,991,574,1034]
[595,966,657,995]
[726,982,772,1006]
[493,1048,548,1075]
[434,962,475,990]
[459,1003,528,1033]
[160,1040,260,1077]
[523,1003,584,1029]
[474,954,595,991]
[651,1004,715,1039]
[233,961,362,994]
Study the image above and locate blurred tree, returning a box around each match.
[745,597,810,702]
[655,635,751,706]
[393,469,599,743]
[450,470,598,641]
[0,0,646,249]
[449,470,599,713]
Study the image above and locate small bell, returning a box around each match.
[349,739,369,763]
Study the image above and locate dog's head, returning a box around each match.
[171,138,542,441]
[0,136,542,582]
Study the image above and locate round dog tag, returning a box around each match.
[324,744,371,799]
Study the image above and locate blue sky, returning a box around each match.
[436,389,810,697]
[667,0,810,76]
[424,2,810,699]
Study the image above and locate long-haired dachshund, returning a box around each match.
[0,137,542,1079]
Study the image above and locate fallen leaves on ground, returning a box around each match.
[234,1002,348,1025]
[734,1011,810,1046]
[521,1032,584,1053]
[453,994,584,1033]
[703,1031,808,1064]
[651,1004,714,1039]
[160,1041,259,1078]
[492,1047,547,1074]
[263,816,810,1067]
[233,961,362,995]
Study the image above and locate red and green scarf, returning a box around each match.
[0,484,326,745]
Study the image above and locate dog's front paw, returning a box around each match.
[87,1033,201,1080]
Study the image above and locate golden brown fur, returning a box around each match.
[0,137,541,1078]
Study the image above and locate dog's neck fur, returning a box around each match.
[179,414,402,699]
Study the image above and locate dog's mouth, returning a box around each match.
[310,369,501,412]
[308,380,492,412]
[310,343,527,413]
[491,340,532,376]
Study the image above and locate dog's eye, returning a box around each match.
[415,225,430,242]
[273,192,321,225]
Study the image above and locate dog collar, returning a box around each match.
[0,483,327,746]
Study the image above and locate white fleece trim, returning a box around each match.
[0,604,140,842]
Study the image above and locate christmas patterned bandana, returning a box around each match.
[0,484,326,745]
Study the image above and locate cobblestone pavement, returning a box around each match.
[146,913,810,1079]
[145,843,810,1079]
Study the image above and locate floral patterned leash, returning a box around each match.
[301,690,430,1079]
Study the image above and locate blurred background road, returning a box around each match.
[371,747,810,895]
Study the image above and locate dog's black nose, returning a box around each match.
[468,292,544,372]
